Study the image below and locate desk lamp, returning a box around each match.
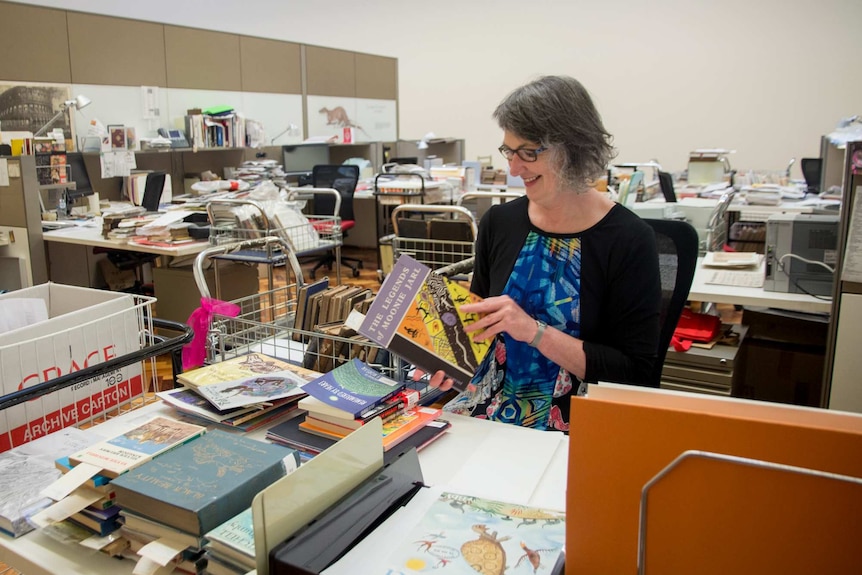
[34,94,91,137]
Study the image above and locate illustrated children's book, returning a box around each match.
[177,352,297,388]
[358,254,492,391]
[192,369,308,411]
[301,358,406,419]
[382,491,566,574]
[68,416,206,478]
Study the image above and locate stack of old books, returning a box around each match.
[157,352,313,432]
[202,508,256,575]
[267,358,448,460]
[109,429,299,574]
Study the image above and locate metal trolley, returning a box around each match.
[385,203,478,280]
[192,237,407,385]
[206,188,346,285]
[0,297,193,449]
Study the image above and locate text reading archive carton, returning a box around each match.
[0,283,149,452]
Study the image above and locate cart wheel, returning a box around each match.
[352,268,361,278]
[377,269,385,283]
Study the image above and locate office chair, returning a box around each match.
[309,164,363,279]
[643,218,699,387]
[658,171,677,203]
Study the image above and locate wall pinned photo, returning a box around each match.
[125,127,137,151]
[109,125,127,150]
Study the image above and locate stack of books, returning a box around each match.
[108,430,299,574]
[158,352,314,432]
[268,358,449,459]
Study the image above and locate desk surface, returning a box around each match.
[688,256,833,314]
[42,219,209,258]
[0,402,567,575]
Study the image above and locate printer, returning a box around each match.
[764,213,839,296]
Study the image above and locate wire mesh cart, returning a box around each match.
[207,189,346,285]
[0,289,192,453]
[385,204,478,280]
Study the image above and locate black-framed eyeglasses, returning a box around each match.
[498,144,548,162]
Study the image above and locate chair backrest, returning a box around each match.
[312,164,359,221]
[141,171,166,212]
[658,171,677,203]
[801,158,822,194]
[643,218,700,387]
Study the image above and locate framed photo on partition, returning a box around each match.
[109,125,126,150]
[125,127,137,151]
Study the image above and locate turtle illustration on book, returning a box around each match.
[318,106,369,136]
[461,524,510,575]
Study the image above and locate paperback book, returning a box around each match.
[68,416,206,478]
[381,491,566,574]
[301,358,406,419]
[110,429,299,535]
[358,254,492,391]
[192,369,307,410]
[177,352,297,388]
[204,507,255,571]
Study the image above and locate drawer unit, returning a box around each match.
[660,324,747,396]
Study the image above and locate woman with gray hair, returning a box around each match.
[431,75,661,431]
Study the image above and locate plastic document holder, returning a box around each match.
[268,448,425,574]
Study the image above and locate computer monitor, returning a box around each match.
[65,152,93,198]
[283,144,331,177]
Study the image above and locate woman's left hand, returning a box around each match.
[460,295,541,345]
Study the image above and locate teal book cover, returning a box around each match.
[111,430,299,536]
[205,507,255,569]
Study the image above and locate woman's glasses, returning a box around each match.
[498,144,547,162]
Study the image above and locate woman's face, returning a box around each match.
[501,131,559,199]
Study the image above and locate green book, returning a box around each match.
[205,507,256,570]
[111,430,299,536]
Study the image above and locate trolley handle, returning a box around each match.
[0,318,193,412]
[391,203,478,238]
[283,187,342,218]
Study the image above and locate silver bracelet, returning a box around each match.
[529,319,547,348]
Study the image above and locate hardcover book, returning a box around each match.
[110,429,299,535]
[301,358,406,419]
[358,254,492,391]
[68,416,206,478]
[177,352,297,388]
[381,491,566,574]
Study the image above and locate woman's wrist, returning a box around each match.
[529,319,547,348]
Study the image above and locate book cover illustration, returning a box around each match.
[359,254,491,391]
[383,492,565,574]
[301,358,406,418]
[110,429,298,535]
[157,387,263,423]
[178,352,296,388]
[193,369,307,410]
[69,416,206,478]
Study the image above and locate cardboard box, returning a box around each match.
[153,263,259,324]
[568,384,862,575]
[0,283,148,452]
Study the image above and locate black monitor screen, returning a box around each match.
[283,144,330,176]
[66,152,92,195]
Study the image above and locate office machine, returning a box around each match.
[764,213,839,296]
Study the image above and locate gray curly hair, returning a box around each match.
[493,75,616,193]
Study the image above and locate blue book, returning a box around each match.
[301,358,406,419]
[110,430,299,535]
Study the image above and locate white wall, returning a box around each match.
[15,0,862,176]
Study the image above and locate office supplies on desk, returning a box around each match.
[764,213,839,296]
[702,251,761,268]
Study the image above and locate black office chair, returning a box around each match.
[801,158,822,194]
[643,218,699,387]
[309,164,363,278]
